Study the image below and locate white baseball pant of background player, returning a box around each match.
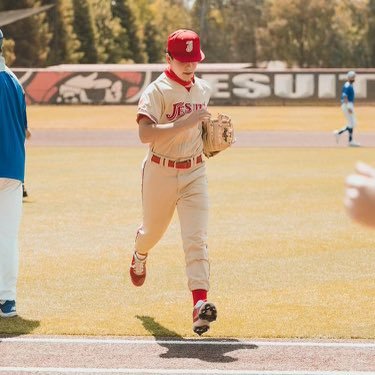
[341,101,356,129]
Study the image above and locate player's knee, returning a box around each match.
[139,226,168,248]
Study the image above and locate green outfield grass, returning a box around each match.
[27,105,375,132]
[1,147,374,338]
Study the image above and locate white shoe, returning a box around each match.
[333,130,340,144]
[349,140,360,147]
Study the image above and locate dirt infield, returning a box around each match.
[26,129,375,147]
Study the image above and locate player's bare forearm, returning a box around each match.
[138,121,179,144]
[138,110,210,144]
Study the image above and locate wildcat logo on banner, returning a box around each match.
[15,70,152,105]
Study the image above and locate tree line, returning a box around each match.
[1,0,374,68]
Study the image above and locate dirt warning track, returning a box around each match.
[0,336,374,374]
[26,129,375,148]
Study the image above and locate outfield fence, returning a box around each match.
[13,64,375,106]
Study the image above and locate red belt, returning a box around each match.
[151,154,203,169]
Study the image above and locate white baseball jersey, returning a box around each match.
[137,73,211,159]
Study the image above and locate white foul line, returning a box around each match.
[0,368,373,374]
[0,337,374,348]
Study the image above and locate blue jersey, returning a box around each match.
[0,57,27,182]
[341,81,355,104]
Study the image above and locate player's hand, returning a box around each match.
[345,162,375,228]
[178,109,211,129]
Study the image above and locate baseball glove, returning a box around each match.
[202,113,235,158]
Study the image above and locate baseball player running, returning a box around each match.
[334,71,360,147]
[129,29,217,335]
[0,28,28,318]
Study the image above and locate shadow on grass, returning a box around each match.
[136,315,257,363]
[0,316,40,338]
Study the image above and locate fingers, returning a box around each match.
[346,174,369,189]
[346,162,375,190]
[344,185,359,213]
[181,109,211,129]
[355,161,375,178]
[201,113,211,122]
[344,185,364,224]
[198,109,211,119]
[345,187,359,199]
[343,195,356,219]
[195,109,211,124]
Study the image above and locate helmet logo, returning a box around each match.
[186,41,193,53]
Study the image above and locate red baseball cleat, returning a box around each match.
[129,252,147,287]
[192,300,217,336]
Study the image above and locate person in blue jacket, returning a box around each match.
[0,28,28,318]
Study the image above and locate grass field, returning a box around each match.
[1,144,374,338]
[1,105,374,338]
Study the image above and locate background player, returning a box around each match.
[129,29,217,335]
[0,28,28,318]
[334,70,360,147]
